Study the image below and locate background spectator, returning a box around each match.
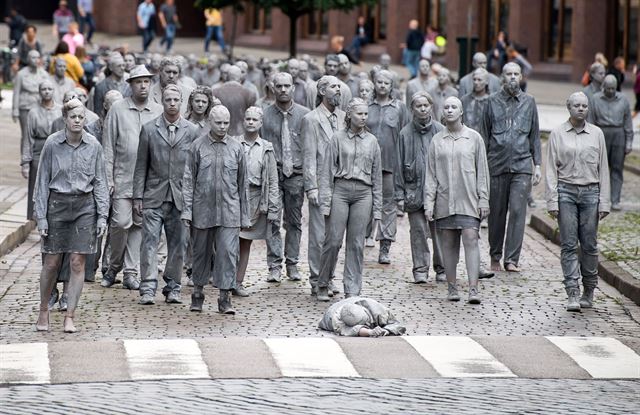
[204,7,225,53]
[15,24,42,70]
[137,0,157,53]
[403,19,423,78]
[52,0,74,40]
[78,0,96,44]
[49,41,84,84]
[159,0,179,53]
[608,56,626,91]
[349,16,371,62]
[62,21,85,55]
[4,7,27,47]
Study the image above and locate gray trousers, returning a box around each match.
[557,182,600,290]
[308,202,325,287]
[318,179,372,296]
[139,202,187,296]
[488,172,531,266]
[267,173,304,271]
[107,198,143,277]
[407,211,444,279]
[601,126,626,205]
[376,171,397,241]
[18,109,29,163]
[191,226,239,290]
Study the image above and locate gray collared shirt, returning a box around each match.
[23,103,62,165]
[181,134,249,229]
[12,66,50,116]
[479,88,541,176]
[240,136,280,222]
[424,125,490,220]
[395,119,444,212]
[102,97,163,198]
[33,130,109,229]
[545,120,611,212]
[589,91,634,148]
[460,93,489,133]
[367,98,409,173]
[319,129,383,219]
[260,102,310,175]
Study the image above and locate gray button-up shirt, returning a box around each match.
[33,130,109,230]
[589,91,634,148]
[102,97,163,198]
[181,134,249,229]
[12,66,50,116]
[460,93,489,133]
[319,130,383,219]
[366,98,409,173]
[479,89,541,176]
[23,103,62,165]
[545,120,611,212]
[51,75,77,106]
[395,119,444,211]
[260,102,310,175]
[424,125,490,220]
[240,136,280,223]
[93,76,130,116]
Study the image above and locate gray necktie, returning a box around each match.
[329,113,337,131]
[281,110,293,177]
[168,124,177,146]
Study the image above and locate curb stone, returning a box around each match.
[529,211,640,306]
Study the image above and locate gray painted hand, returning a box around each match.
[39,228,48,237]
[599,211,609,220]
[548,210,558,219]
[307,189,319,206]
[533,165,542,186]
[21,165,29,179]
[182,219,191,228]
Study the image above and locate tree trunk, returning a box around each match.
[289,13,299,58]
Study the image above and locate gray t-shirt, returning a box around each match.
[160,4,177,24]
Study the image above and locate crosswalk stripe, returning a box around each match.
[264,338,360,377]
[0,342,50,384]
[123,339,210,381]
[546,337,640,379]
[404,336,516,378]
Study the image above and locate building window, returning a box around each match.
[544,0,573,62]
[419,0,447,32]
[479,0,510,51]
[248,5,271,34]
[360,0,387,41]
[303,10,328,39]
[616,0,639,65]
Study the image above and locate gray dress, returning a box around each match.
[239,137,279,240]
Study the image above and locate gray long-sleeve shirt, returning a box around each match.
[395,119,444,211]
[260,102,310,175]
[302,103,346,192]
[460,93,489,133]
[366,98,409,173]
[33,130,109,230]
[545,121,611,212]
[589,91,634,148]
[181,134,249,229]
[240,136,280,223]
[23,103,62,165]
[102,97,163,198]
[319,129,383,219]
[12,66,50,117]
[479,89,541,176]
[424,125,490,220]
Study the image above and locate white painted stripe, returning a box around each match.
[264,338,360,377]
[124,339,209,381]
[547,337,640,379]
[404,336,516,378]
[0,342,50,384]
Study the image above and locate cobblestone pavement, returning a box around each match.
[1,378,639,414]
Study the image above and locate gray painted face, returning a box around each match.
[602,75,617,98]
[567,92,588,122]
[442,97,463,124]
[55,59,67,78]
[130,77,151,101]
[412,96,432,122]
[65,106,86,133]
[209,106,231,138]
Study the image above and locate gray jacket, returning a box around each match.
[302,103,346,192]
[103,97,163,198]
[395,119,444,211]
[133,115,198,211]
[213,81,257,136]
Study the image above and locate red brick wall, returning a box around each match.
[571,0,608,82]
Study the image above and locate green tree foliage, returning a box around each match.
[196,0,377,57]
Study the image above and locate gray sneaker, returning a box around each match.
[468,287,481,304]
[286,265,302,281]
[266,268,281,283]
[232,285,250,297]
[139,293,155,305]
[435,272,447,283]
[447,283,460,302]
[328,280,339,295]
[365,237,375,247]
[123,275,140,290]
[566,288,581,312]
[165,291,182,304]
[317,287,331,302]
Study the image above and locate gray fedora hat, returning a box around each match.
[127,65,154,82]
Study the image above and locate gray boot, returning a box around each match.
[566,287,581,312]
[378,241,391,264]
[580,286,595,308]
[447,282,460,302]
[317,286,330,302]
[190,286,205,312]
[217,290,236,315]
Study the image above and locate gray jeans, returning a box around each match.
[107,198,143,277]
[318,179,372,296]
[308,201,325,286]
[407,211,444,279]
[267,173,304,270]
[139,202,187,296]
[601,126,625,205]
[488,172,531,266]
[376,171,397,241]
[557,182,600,290]
[191,226,239,290]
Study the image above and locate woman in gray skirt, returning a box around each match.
[424,96,490,304]
[235,106,280,296]
[33,98,109,333]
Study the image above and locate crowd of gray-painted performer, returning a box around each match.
[12,45,629,334]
